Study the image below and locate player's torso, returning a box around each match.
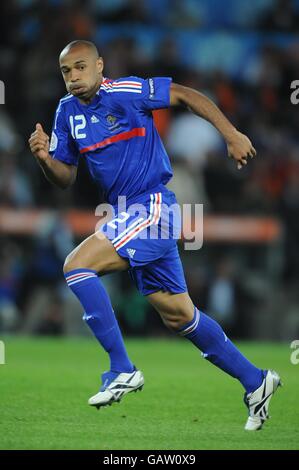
[59,85,172,204]
[64,94,145,156]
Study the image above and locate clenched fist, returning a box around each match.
[28,123,50,162]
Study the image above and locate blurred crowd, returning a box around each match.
[1,0,299,339]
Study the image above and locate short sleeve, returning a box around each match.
[49,102,79,166]
[110,76,172,112]
[140,77,172,110]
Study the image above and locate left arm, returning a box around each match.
[170,82,256,169]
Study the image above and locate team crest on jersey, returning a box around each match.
[106,114,121,131]
[107,115,116,125]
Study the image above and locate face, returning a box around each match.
[59,46,103,101]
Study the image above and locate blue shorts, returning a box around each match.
[99,188,187,296]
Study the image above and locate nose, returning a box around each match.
[69,69,80,82]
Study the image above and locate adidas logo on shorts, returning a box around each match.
[126,248,136,258]
[91,115,99,123]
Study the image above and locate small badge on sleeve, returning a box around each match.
[49,131,58,152]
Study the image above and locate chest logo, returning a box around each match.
[91,115,99,123]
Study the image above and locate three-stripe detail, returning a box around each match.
[65,271,97,287]
[100,79,142,94]
[112,192,162,251]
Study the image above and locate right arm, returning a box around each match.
[28,123,77,189]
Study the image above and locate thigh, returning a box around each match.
[129,244,187,296]
[64,231,129,274]
[131,244,194,325]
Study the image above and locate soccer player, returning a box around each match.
[29,40,281,431]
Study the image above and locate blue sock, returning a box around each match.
[65,268,134,374]
[179,307,263,393]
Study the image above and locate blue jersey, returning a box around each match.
[49,76,173,205]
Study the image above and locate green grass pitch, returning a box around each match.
[0,337,298,450]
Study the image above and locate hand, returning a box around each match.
[28,123,50,162]
[226,130,256,170]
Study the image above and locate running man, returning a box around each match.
[29,40,281,431]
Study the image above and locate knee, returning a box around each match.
[160,308,193,333]
[63,251,81,274]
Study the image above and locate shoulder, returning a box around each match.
[59,92,74,103]
[55,93,76,112]
[53,93,76,129]
[100,76,144,98]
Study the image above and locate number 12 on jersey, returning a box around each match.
[69,115,86,139]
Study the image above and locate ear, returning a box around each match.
[97,57,104,75]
